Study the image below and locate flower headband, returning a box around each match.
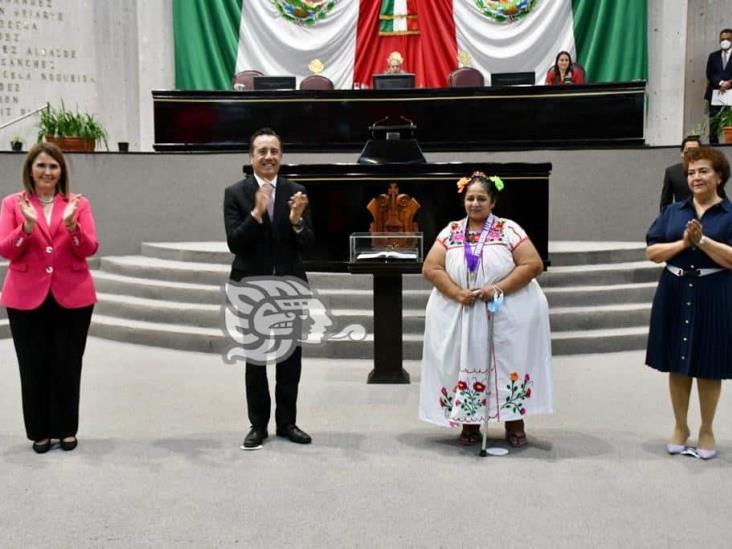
[456,172,505,193]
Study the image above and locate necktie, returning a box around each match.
[263,182,275,220]
[724,51,729,70]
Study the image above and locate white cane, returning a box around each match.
[479,289,507,458]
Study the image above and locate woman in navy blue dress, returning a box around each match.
[646,147,732,460]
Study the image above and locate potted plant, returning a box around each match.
[10,135,23,152]
[37,102,108,152]
[715,105,732,144]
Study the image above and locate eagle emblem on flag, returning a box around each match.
[474,0,538,23]
[272,0,337,26]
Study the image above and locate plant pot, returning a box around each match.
[723,126,732,144]
[10,141,23,152]
[45,136,96,152]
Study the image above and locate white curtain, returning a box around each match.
[236,1,359,89]
[453,0,576,85]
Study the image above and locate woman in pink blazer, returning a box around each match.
[0,143,98,454]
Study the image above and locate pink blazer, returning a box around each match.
[0,192,98,310]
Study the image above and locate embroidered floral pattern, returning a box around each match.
[501,372,532,415]
[445,218,507,247]
[440,378,488,420]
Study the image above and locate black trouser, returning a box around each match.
[7,295,94,441]
[245,346,301,430]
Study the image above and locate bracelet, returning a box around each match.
[699,235,707,247]
[291,217,304,227]
[492,285,504,299]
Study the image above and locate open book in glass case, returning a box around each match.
[349,232,423,262]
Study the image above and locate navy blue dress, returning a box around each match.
[646,198,732,379]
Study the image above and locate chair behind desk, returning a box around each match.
[232,70,263,91]
[448,67,485,87]
[300,75,335,90]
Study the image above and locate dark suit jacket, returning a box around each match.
[223,175,314,282]
[660,162,690,211]
[705,49,732,101]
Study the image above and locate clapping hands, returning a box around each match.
[63,195,81,231]
[17,194,38,234]
[685,219,703,246]
[288,191,308,225]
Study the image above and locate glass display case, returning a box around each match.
[349,232,423,262]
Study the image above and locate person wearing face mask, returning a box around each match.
[705,29,732,144]
[418,172,553,449]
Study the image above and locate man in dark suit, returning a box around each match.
[660,136,701,211]
[705,28,732,144]
[223,127,314,450]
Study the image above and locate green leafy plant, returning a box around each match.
[37,102,108,149]
[716,105,732,129]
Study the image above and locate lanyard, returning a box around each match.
[462,214,494,273]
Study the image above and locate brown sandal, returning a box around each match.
[505,430,528,448]
[505,420,528,448]
[458,429,482,446]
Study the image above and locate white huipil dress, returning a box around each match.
[419,216,553,427]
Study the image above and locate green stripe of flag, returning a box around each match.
[173,0,243,90]
[379,0,396,33]
[572,0,648,83]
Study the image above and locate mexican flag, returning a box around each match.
[174,0,647,90]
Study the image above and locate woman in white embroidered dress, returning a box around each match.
[419,172,553,447]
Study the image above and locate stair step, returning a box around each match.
[550,326,649,355]
[543,282,657,307]
[93,271,222,304]
[88,314,648,357]
[141,242,232,264]
[539,261,662,287]
[100,256,229,285]
[548,241,646,266]
[0,241,661,356]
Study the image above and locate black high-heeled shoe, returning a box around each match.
[59,437,77,451]
[32,439,51,454]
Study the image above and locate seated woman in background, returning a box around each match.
[386,51,404,74]
[545,51,585,85]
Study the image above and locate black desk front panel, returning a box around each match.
[257,163,551,272]
[153,82,644,152]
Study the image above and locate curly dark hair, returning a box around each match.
[464,173,501,202]
[683,146,731,191]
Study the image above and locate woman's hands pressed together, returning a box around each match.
[685,219,703,246]
[455,288,482,306]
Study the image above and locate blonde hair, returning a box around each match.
[387,51,403,64]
